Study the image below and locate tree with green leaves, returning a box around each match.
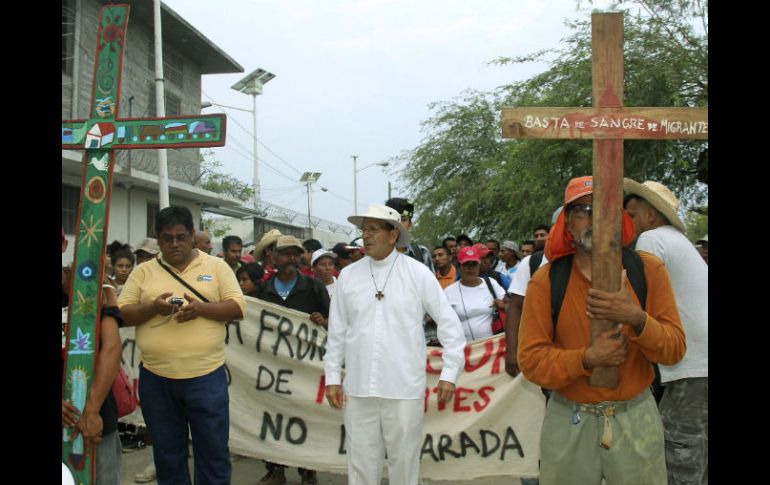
[396,0,707,245]
[195,149,254,202]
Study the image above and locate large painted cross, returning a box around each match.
[501,13,707,388]
[61,5,227,484]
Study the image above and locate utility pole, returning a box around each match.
[153,0,170,208]
[351,155,358,214]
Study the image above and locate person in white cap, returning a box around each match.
[624,179,708,485]
[324,203,466,485]
[499,240,523,279]
[311,248,338,298]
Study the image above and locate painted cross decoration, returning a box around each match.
[61,5,227,484]
[501,13,707,388]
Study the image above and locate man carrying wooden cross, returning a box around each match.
[517,176,685,485]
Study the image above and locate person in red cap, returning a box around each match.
[444,246,506,342]
[517,176,686,485]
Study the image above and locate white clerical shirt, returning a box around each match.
[324,248,466,399]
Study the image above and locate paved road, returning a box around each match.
[120,446,529,485]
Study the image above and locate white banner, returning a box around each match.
[120,296,545,480]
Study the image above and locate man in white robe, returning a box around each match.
[324,203,466,485]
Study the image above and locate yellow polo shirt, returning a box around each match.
[119,250,246,379]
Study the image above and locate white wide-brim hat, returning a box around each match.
[348,203,411,247]
[623,178,686,233]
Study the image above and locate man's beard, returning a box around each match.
[279,261,297,273]
[574,228,592,253]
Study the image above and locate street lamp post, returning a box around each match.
[230,68,275,210]
[352,156,389,216]
[300,172,322,238]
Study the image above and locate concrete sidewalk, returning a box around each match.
[120,446,525,485]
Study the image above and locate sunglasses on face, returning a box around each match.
[568,203,593,218]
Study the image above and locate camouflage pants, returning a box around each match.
[659,377,708,485]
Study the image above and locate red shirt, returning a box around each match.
[261,265,277,282]
[300,266,315,277]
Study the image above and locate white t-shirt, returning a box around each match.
[635,225,708,382]
[445,278,505,342]
[503,261,520,280]
[507,253,549,296]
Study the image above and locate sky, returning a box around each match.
[162,0,609,230]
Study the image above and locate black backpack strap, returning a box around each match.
[548,249,648,336]
[621,247,646,311]
[549,254,574,332]
[482,275,497,299]
[529,249,544,276]
[620,248,662,399]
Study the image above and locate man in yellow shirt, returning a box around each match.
[119,206,245,485]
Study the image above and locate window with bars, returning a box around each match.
[62,0,75,75]
[147,202,159,237]
[62,185,80,233]
[147,40,184,88]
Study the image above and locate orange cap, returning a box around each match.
[564,176,593,206]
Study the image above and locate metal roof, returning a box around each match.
[120,0,244,75]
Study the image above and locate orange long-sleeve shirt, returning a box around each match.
[436,264,457,289]
[517,250,685,403]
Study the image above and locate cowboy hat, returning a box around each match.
[252,229,283,261]
[347,203,411,247]
[623,178,686,233]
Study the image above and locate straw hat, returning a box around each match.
[623,178,686,233]
[347,203,411,247]
[252,229,282,260]
[274,235,304,253]
[134,238,160,255]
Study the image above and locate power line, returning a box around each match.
[201,89,302,176]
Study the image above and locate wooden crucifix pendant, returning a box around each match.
[375,291,384,300]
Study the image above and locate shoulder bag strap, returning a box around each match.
[156,258,210,303]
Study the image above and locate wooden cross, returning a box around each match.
[501,13,707,388]
[61,5,227,483]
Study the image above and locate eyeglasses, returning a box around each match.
[568,203,593,219]
[159,233,190,244]
[361,224,387,234]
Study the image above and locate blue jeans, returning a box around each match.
[139,364,231,485]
